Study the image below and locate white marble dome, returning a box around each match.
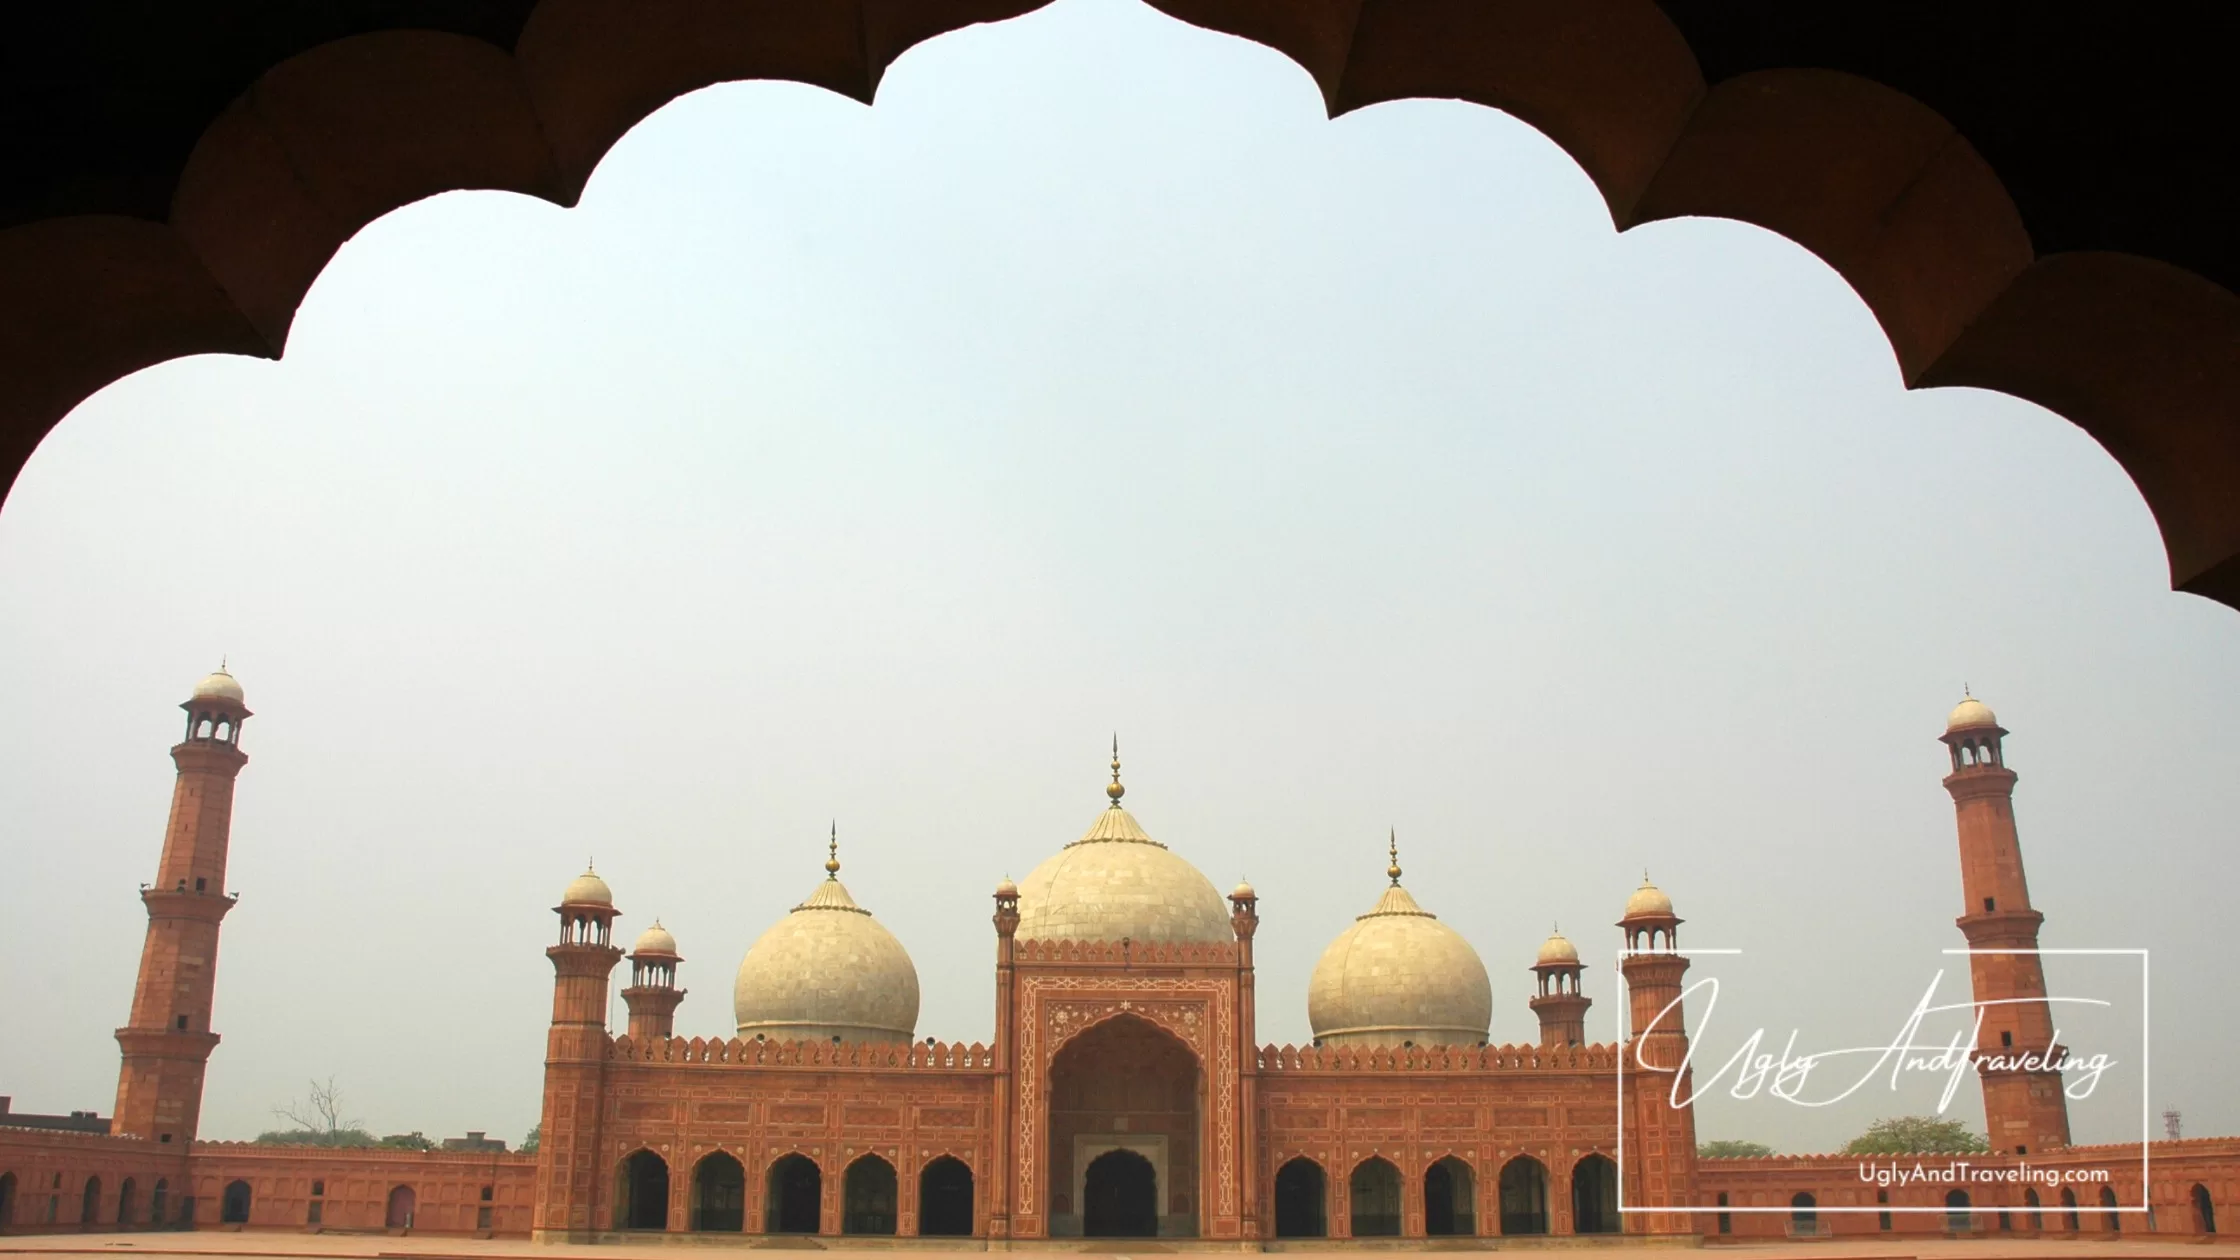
[192,669,244,703]
[561,868,612,906]
[632,920,678,956]
[1014,803,1233,945]
[1308,879,1493,1049]
[734,877,920,1044]
[1947,695,1999,731]
[1624,876,1674,918]
[1536,929,1579,965]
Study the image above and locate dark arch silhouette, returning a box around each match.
[616,1150,668,1231]
[2100,1185,2121,1233]
[117,1178,135,1228]
[842,1155,897,1235]
[2061,1186,2080,1232]
[1498,1156,1548,1236]
[1349,1157,1401,1237]
[2193,1183,2217,1234]
[1083,1149,1157,1238]
[384,1185,415,1230]
[2025,1187,2041,1232]
[1273,1157,1326,1238]
[765,1154,820,1235]
[80,1176,101,1226]
[1791,1191,1817,1231]
[1425,1156,1474,1236]
[1571,1154,1618,1234]
[1946,1188,1974,1233]
[917,1157,973,1237]
[220,1180,251,1225]
[2,7,2238,611]
[0,1171,15,1227]
[150,1179,167,1225]
[692,1152,744,1232]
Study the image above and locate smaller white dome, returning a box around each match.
[562,868,613,906]
[1947,696,1999,731]
[1536,929,1579,965]
[192,669,244,703]
[1231,879,1256,901]
[1624,876,1673,919]
[633,920,678,956]
[995,876,1019,898]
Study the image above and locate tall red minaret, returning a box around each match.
[1617,877,1696,1236]
[113,667,250,1146]
[1941,693,2071,1154]
[531,866,623,1241]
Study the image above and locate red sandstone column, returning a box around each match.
[1618,880,1698,1239]
[1940,697,2072,1154]
[990,878,1020,1241]
[1229,882,1261,1240]
[113,669,250,1149]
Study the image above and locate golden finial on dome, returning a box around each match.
[1387,828,1402,885]
[1107,734,1125,807]
[825,822,840,879]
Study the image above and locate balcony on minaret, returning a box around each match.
[622,920,686,1042]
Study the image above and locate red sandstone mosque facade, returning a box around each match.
[0,672,2234,1244]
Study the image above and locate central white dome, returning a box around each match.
[734,876,920,1044]
[1014,803,1233,945]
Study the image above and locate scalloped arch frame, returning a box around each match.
[2,0,2235,609]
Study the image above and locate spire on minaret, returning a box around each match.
[1387,828,1402,886]
[825,821,840,880]
[1107,734,1125,807]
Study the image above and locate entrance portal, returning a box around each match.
[1083,1150,1158,1238]
[1048,1013,1200,1237]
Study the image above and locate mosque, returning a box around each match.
[0,671,2233,1245]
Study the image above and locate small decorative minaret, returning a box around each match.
[1618,875,1697,1236]
[621,920,684,1042]
[1942,693,2071,1154]
[531,865,623,1241]
[113,666,250,1147]
[989,867,1021,1243]
[1229,876,1262,1238]
[1529,926,1590,1047]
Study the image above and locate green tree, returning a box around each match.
[1698,1140,1775,1158]
[521,1124,541,1154]
[378,1131,435,1151]
[1842,1116,1988,1155]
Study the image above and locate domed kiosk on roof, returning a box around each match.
[1307,833,1493,1049]
[1013,744,1234,945]
[733,828,920,1045]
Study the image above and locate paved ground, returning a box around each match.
[2,1236,2236,1260]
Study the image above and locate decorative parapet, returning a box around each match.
[1011,937,1239,967]
[607,1034,999,1070]
[190,1140,538,1163]
[1255,1040,1621,1072]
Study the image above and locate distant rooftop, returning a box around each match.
[0,1095,110,1135]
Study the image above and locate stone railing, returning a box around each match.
[608,1034,998,1070]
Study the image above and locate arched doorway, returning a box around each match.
[616,1151,669,1231]
[2193,1184,2217,1234]
[1,1172,16,1228]
[1349,1158,1400,1237]
[2100,1186,2120,1233]
[2025,1187,2042,1232]
[1946,1189,1973,1233]
[1048,1014,1199,1238]
[117,1179,136,1228]
[220,1181,251,1225]
[917,1157,973,1237]
[150,1179,167,1225]
[1571,1155,1618,1234]
[765,1155,820,1234]
[692,1153,744,1232]
[1498,1157,1547,1235]
[1791,1192,1817,1232]
[80,1177,100,1227]
[2061,1186,2079,1232]
[385,1186,415,1230]
[1083,1150,1157,1238]
[1426,1157,1474,1236]
[1273,1158,1326,1238]
[843,1156,897,1235]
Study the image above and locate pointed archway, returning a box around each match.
[1273,1157,1326,1238]
[1048,1013,1200,1238]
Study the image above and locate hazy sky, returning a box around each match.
[3,0,2233,1156]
